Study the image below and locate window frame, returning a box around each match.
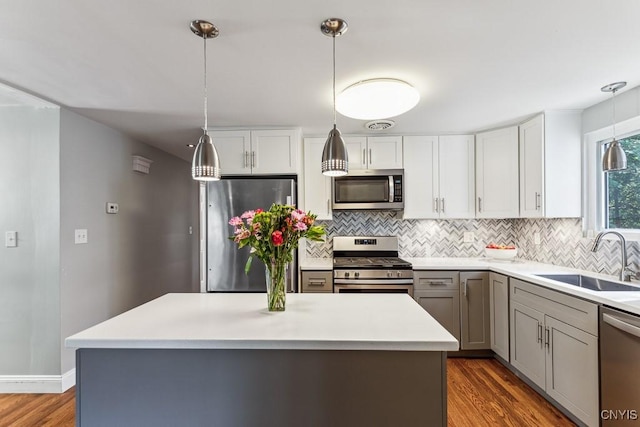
[584,115,640,241]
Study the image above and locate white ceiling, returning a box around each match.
[1,0,639,161]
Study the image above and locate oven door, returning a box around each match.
[334,280,413,297]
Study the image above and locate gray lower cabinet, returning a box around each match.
[459,271,490,350]
[413,271,461,342]
[510,278,599,427]
[413,271,490,350]
[300,270,333,293]
[489,272,509,361]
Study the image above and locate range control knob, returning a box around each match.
[387,271,393,278]
[344,272,350,279]
[397,271,402,277]
[355,271,360,278]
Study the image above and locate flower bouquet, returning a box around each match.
[229,204,325,311]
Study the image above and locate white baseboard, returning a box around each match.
[0,368,76,393]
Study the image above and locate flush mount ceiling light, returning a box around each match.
[191,19,221,181]
[601,81,627,172]
[320,18,349,177]
[336,78,420,120]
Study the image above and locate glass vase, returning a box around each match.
[265,261,287,312]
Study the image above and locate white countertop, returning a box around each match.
[65,293,459,352]
[407,257,640,315]
[300,258,333,270]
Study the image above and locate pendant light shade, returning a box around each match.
[320,18,349,177]
[601,81,627,172]
[191,20,221,181]
[192,133,221,180]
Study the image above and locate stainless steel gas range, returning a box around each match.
[332,236,414,296]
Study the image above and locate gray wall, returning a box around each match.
[59,109,199,373]
[0,106,62,375]
[582,84,640,134]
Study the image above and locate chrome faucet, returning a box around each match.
[590,231,638,281]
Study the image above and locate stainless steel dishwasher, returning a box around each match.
[600,306,640,426]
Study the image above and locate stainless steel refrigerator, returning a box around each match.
[206,177,297,292]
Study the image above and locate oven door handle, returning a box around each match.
[334,278,414,285]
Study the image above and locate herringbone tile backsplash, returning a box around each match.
[306,212,640,277]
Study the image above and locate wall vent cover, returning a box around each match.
[365,120,395,131]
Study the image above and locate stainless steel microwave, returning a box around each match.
[332,169,404,210]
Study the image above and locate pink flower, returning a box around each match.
[234,229,250,243]
[271,230,284,246]
[229,217,243,226]
[294,222,307,231]
[291,209,305,222]
[241,210,256,225]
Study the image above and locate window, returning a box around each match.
[604,135,640,229]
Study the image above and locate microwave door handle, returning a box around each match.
[389,176,394,202]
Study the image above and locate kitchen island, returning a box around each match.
[65,293,458,427]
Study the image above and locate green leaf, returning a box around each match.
[244,256,253,274]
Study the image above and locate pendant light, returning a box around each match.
[601,81,627,172]
[191,20,221,181]
[321,18,349,177]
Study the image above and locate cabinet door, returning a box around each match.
[439,135,475,219]
[367,136,403,169]
[519,115,544,218]
[303,138,332,219]
[489,272,509,361]
[544,316,599,427]
[251,129,299,174]
[460,272,490,350]
[510,300,545,389]
[210,131,252,175]
[414,289,461,342]
[402,136,438,219]
[475,126,519,218]
[344,136,367,170]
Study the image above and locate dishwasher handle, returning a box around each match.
[603,313,640,339]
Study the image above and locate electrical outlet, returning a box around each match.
[106,202,119,214]
[75,229,88,244]
[534,232,541,245]
[463,232,475,243]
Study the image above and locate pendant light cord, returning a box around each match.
[612,88,617,141]
[332,34,336,127]
[203,35,208,132]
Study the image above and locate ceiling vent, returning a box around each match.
[365,119,395,131]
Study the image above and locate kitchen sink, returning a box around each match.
[535,274,640,292]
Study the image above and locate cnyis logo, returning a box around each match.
[601,409,639,420]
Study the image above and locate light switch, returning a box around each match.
[5,231,17,247]
[75,229,88,244]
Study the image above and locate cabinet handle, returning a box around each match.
[434,198,439,213]
[327,198,330,214]
[537,323,542,344]
[535,192,541,210]
[362,149,366,166]
[462,280,467,297]
[441,198,445,214]
[428,281,447,286]
[244,151,249,168]
[544,326,550,350]
[308,280,326,286]
[369,148,372,165]
[478,197,482,212]
[251,151,256,168]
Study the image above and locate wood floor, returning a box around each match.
[0,358,575,427]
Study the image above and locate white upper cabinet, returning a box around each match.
[475,126,520,218]
[302,137,332,220]
[209,129,300,175]
[345,136,403,170]
[403,135,475,219]
[519,112,582,218]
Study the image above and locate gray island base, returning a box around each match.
[67,293,458,427]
